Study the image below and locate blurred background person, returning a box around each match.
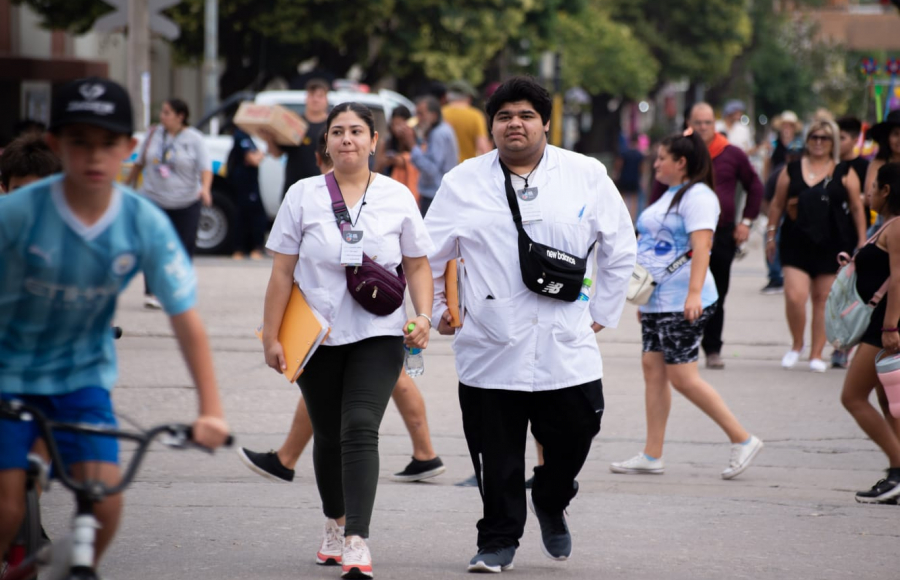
[865,111,900,204]
[442,80,491,162]
[766,119,866,373]
[761,112,806,296]
[126,97,211,310]
[262,78,330,199]
[227,128,267,260]
[717,99,754,153]
[396,95,458,216]
[840,162,900,505]
[0,132,60,193]
[375,105,420,203]
[615,133,646,220]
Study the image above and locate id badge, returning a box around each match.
[158,164,171,179]
[340,230,364,266]
[517,187,543,223]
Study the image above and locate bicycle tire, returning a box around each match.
[1,484,40,579]
[19,484,42,562]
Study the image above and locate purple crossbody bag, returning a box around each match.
[325,172,407,316]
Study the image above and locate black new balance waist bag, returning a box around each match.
[501,161,591,302]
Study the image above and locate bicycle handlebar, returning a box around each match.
[0,399,233,500]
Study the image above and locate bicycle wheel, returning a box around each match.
[0,485,38,578]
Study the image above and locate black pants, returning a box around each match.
[702,224,736,355]
[145,200,201,295]
[298,336,404,538]
[459,380,604,550]
[232,188,267,254]
[419,195,434,218]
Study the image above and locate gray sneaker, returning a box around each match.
[527,488,573,561]
[467,546,515,573]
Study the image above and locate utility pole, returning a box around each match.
[127,0,149,131]
[203,0,219,134]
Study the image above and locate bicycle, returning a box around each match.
[0,397,232,580]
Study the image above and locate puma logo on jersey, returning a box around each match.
[27,245,56,266]
[542,282,564,294]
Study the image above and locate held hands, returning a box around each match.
[684,294,703,322]
[883,330,900,352]
[191,415,230,449]
[437,310,456,336]
[264,339,287,374]
[404,317,430,349]
[734,223,750,245]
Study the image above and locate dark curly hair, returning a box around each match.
[485,76,552,131]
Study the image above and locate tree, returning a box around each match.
[11,0,111,33]
[611,0,752,94]
[556,0,658,152]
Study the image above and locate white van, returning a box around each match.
[123,87,414,254]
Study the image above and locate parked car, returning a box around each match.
[120,87,415,254]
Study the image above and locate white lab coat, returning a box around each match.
[426,145,636,391]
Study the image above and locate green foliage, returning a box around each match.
[611,0,752,87]
[749,12,853,117]
[556,1,657,98]
[11,0,112,34]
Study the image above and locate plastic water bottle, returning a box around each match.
[578,278,593,301]
[405,323,425,377]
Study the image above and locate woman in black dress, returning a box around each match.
[841,162,900,504]
[766,119,867,372]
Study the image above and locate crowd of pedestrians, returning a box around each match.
[2,72,900,580]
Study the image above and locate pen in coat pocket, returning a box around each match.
[578,205,585,220]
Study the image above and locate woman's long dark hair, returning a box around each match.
[879,162,900,215]
[660,132,715,212]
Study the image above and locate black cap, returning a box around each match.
[50,77,134,135]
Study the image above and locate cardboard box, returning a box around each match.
[234,102,308,146]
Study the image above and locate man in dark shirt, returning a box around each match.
[837,116,870,205]
[651,102,764,369]
[262,78,330,199]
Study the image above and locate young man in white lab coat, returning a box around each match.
[425,76,636,572]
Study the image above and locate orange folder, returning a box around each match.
[256,285,330,383]
[445,258,464,328]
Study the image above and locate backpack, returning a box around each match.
[825,217,899,349]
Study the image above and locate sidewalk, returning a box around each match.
[40,240,898,579]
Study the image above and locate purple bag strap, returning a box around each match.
[861,216,900,307]
[324,172,352,234]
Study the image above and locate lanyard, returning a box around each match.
[158,130,181,163]
[332,171,372,229]
[507,157,542,188]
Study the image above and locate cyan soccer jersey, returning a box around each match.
[0,175,197,395]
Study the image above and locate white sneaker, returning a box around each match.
[316,519,344,566]
[781,349,802,369]
[610,453,665,474]
[341,536,373,579]
[721,435,764,480]
[143,295,162,310]
[809,359,828,373]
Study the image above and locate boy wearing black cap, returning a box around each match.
[0,78,230,568]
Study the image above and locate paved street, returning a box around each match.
[40,240,899,580]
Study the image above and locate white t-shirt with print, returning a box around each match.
[266,173,434,345]
[636,183,720,314]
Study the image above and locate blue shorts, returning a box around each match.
[0,387,119,472]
